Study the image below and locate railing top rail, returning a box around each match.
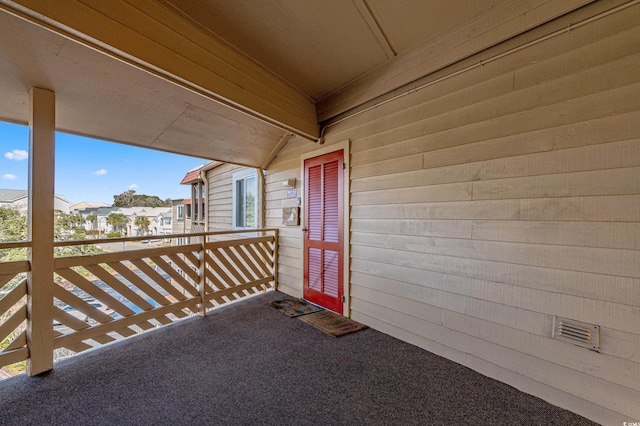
[52,228,279,247]
[0,241,32,249]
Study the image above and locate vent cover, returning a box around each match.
[552,316,600,351]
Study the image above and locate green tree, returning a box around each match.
[134,215,150,236]
[1,207,101,292]
[113,190,170,207]
[113,189,136,207]
[54,210,87,241]
[0,207,27,243]
[85,213,98,230]
[107,212,127,235]
[0,207,27,264]
[1,208,99,248]
[246,194,256,228]
[52,210,101,257]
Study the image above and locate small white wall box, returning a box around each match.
[282,207,299,226]
[283,178,296,188]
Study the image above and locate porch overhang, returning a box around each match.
[0,0,597,168]
[0,1,319,168]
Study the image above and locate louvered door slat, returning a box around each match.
[308,164,323,241]
[303,150,344,314]
[323,160,340,243]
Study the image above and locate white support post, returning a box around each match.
[198,242,206,316]
[26,88,56,376]
[257,168,265,231]
[197,181,203,224]
[197,174,206,314]
[201,170,209,232]
[191,183,196,226]
[272,228,279,292]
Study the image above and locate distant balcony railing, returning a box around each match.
[0,229,278,374]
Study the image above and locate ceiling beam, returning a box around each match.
[0,0,320,141]
[353,0,395,59]
[261,132,295,170]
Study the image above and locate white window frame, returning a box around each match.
[232,169,258,229]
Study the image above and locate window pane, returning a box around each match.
[236,180,245,227]
[245,176,256,228]
[232,172,257,229]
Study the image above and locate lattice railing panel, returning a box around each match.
[52,244,201,353]
[203,235,276,309]
[0,261,29,368]
[0,230,278,376]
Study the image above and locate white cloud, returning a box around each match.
[93,169,108,176]
[2,173,16,180]
[4,149,28,161]
[128,183,138,190]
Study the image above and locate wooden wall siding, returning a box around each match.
[265,5,640,424]
[206,164,244,231]
[266,152,308,297]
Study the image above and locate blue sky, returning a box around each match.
[0,121,207,205]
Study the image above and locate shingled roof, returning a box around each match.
[180,164,205,185]
[0,189,70,203]
[0,188,28,202]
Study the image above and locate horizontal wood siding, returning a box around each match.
[266,153,305,297]
[266,5,640,423]
[206,164,246,231]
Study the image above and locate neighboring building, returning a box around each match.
[0,189,71,213]
[73,203,171,236]
[174,162,260,235]
[171,198,188,236]
[77,207,103,234]
[82,206,171,236]
[172,161,259,291]
[206,163,259,232]
[179,164,207,233]
[74,205,111,235]
[128,208,172,237]
[156,211,172,235]
[92,207,120,235]
[69,201,110,212]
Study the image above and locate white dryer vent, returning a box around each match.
[552,316,600,351]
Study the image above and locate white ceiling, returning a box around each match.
[0,0,593,167]
[0,8,287,167]
[163,0,503,101]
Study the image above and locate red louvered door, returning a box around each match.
[303,150,344,314]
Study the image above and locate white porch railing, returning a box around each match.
[0,229,278,373]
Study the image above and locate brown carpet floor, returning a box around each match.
[0,291,597,425]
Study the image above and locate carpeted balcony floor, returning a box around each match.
[0,291,596,425]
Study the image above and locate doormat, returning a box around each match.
[270,297,324,318]
[298,310,368,337]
